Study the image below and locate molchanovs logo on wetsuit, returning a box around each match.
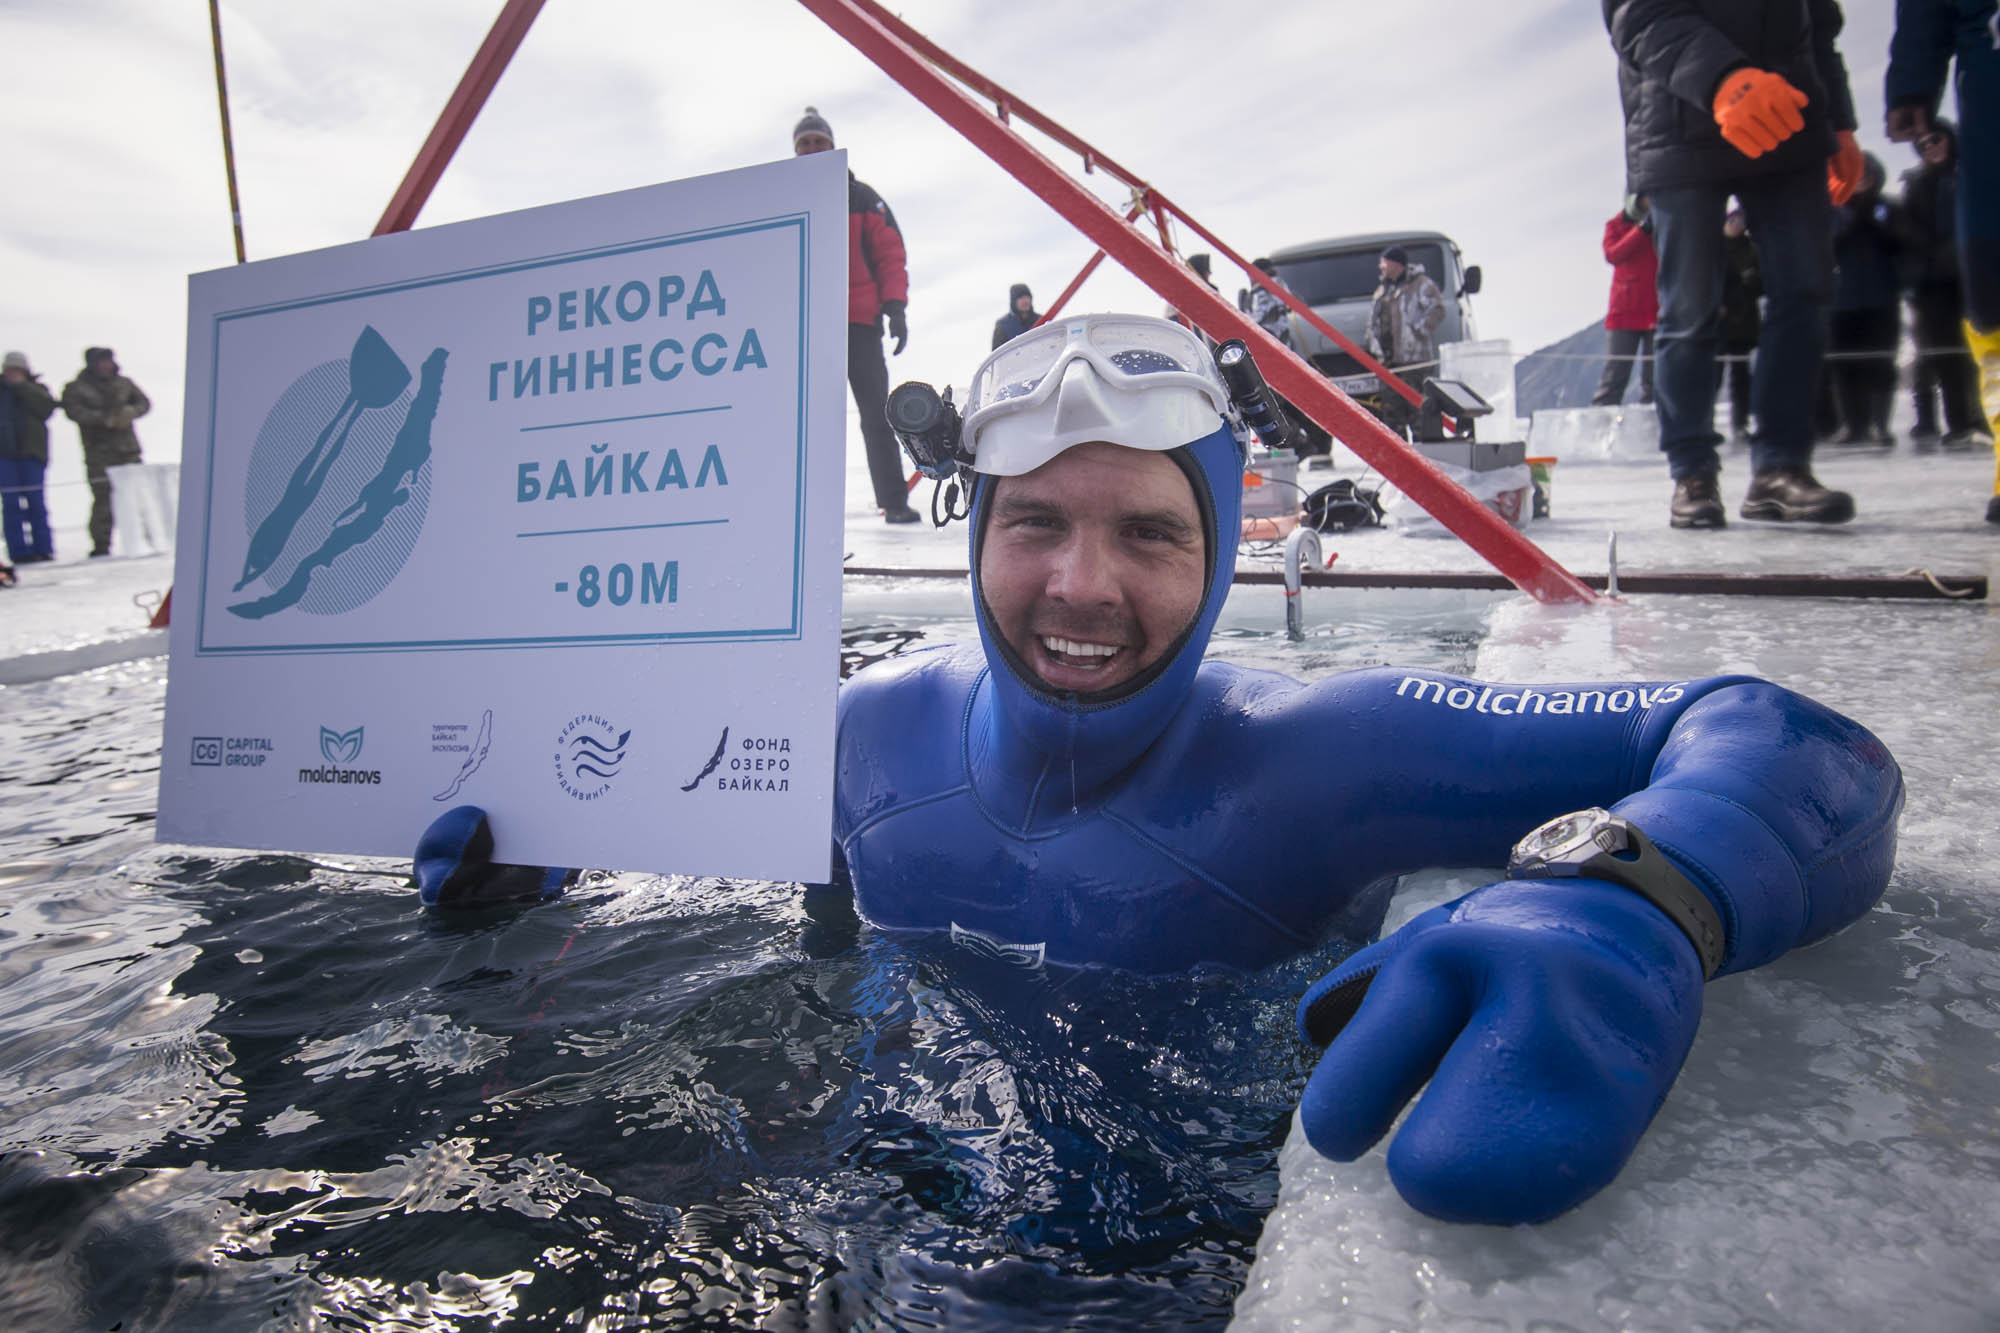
[229,326,447,622]
[298,723,382,786]
[556,713,630,801]
[1394,677,1687,715]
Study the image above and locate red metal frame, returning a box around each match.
[797,0,1594,604]
[348,0,1589,604]
[373,0,547,236]
[1039,201,1146,324]
[839,0,1421,409]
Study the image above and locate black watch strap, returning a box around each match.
[1517,818,1726,979]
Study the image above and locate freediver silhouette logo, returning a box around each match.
[555,713,632,802]
[319,725,364,764]
[228,326,447,620]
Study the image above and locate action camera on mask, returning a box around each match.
[887,381,973,480]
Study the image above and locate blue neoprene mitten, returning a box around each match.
[415,805,575,909]
[1296,878,1705,1225]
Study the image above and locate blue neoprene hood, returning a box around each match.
[966,421,1245,791]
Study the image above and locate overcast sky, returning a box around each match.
[3,0,1909,477]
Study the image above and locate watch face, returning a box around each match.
[1517,808,1605,861]
[1510,807,1619,874]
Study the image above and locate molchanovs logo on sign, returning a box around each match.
[230,326,448,622]
[556,714,630,801]
[300,724,382,787]
[320,725,364,764]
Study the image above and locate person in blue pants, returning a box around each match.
[1886,0,2000,520]
[1604,0,1866,528]
[0,351,58,564]
[417,315,1904,1227]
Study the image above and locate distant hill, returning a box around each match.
[1514,320,1642,416]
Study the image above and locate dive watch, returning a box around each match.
[1506,807,1725,978]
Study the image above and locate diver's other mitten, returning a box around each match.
[1294,878,1705,1224]
[416,805,574,908]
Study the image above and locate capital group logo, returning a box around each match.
[299,722,382,787]
[556,713,630,802]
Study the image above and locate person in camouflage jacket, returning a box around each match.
[60,346,149,556]
[1366,246,1447,436]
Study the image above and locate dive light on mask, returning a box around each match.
[1213,339,1299,453]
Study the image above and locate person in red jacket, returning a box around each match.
[1593,194,1659,406]
[793,107,920,524]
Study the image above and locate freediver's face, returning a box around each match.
[979,442,1206,696]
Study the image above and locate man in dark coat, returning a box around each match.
[1827,154,1904,444]
[0,350,59,563]
[1717,208,1763,441]
[792,107,919,524]
[1896,121,1984,444]
[1604,0,1864,529]
[60,346,149,557]
[1886,0,2000,521]
[992,284,1038,349]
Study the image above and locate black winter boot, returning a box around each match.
[1739,468,1855,523]
[1669,473,1726,529]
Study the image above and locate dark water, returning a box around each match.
[0,607,1483,1331]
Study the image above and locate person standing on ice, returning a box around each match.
[792,106,919,525]
[1604,0,1863,529]
[992,283,1038,349]
[1895,121,1986,448]
[413,315,1904,1228]
[59,347,149,558]
[1590,194,1659,407]
[0,351,58,565]
[1716,207,1764,443]
[1885,0,2000,522]
[1365,245,1445,438]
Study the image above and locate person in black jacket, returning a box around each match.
[1886,0,2000,521]
[1827,154,1904,444]
[992,284,1037,349]
[1604,0,1864,529]
[1897,121,1985,445]
[1717,209,1763,443]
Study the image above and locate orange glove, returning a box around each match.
[1827,129,1864,204]
[1711,67,1809,159]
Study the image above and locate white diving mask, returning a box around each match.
[962,314,1236,477]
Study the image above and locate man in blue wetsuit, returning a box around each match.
[419,314,1903,1227]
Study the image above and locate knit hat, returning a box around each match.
[792,106,834,150]
[1,351,27,373]
[85,346,115,366]
[1378,245,1409,268]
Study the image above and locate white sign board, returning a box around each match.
[159,154,849,882]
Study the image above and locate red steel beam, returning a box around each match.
[1040,201,1147,324]
[373,0,547,235]
[798,0,1594,605]
[845,0,1415,404]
